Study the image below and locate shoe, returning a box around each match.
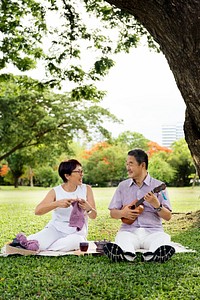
[9,238,26,248]
[142,245,175,263]
[103,242,136,262]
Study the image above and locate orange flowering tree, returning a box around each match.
[82,142,110,160]
[0,164,9,177]
[147,139,195,186]
[82,143,127,186]
[147,141,172,158]
[147,141,175,184]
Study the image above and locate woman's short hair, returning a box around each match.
[58,159,82,182]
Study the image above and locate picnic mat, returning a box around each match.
[0,241,196,257]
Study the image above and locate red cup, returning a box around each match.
[80,242,89,252]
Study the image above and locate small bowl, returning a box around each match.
[80,242,89,252]
[94,239,110,254]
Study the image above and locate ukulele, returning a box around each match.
[121,183,167,225]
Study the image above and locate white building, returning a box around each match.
[162,123,184,148]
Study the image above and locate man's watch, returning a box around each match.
[154,204,163,212]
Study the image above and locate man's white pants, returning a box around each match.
[115,228,171,253]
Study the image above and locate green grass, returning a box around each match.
[0,186,200,300]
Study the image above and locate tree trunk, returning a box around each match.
[29,167,34,187]
[14,176,19,188]
[106,0,200,175]
[192,167,198,188]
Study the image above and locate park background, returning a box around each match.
[0,185,200,299]
[1,0,200,299]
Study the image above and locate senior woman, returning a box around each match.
[11,159,97,252]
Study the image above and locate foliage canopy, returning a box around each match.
[0,0,156,88]
[0,73,118,161]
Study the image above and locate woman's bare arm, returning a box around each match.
[35,189,74,215]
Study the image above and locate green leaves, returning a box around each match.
[0,0,156,86]
[0,74,118,161]
[93,57,115,76]
[0,0,46,70]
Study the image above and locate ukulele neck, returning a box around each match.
[129,183,166,210]
[130,197,145,209]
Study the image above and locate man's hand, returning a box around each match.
[144,192,160,208]
[121,205,141,220]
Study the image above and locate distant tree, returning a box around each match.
[168,139,196,186]
[148,152,175,185]
[33,166,60,188]
[4,142,63,188]
[83,143,126,186]
[0,74,118,161]
[6,152,27,188]
[82,141,110,159]
[0,162,9,185]
[147,141,172,158]
[114,131,149,151]
[0,163,9,177]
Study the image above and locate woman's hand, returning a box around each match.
[77,198,91,212]
[57,199,75,208]
[76,185,97,219]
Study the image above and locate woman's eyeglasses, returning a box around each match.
[72,170,84,174]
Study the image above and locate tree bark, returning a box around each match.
[29,167,34,187]
[106,0,200,175]
[14,176,19,188]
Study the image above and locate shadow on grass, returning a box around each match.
[165,210,200,252]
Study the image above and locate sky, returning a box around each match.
[97,45,186,145]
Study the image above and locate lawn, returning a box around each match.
[0,186,200,299]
